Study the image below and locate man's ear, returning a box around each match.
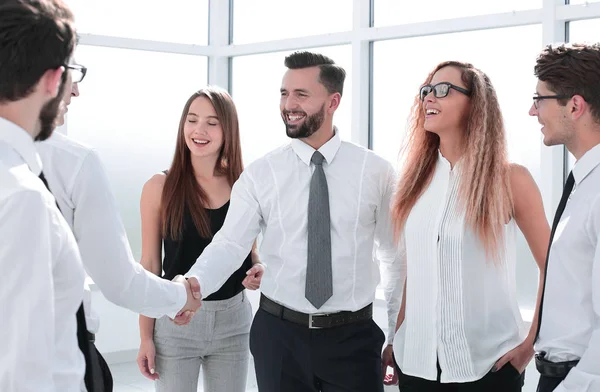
[569,94,587,121]
[328,92,341,114]
[40,66,65,98]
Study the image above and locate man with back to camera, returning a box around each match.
[36,49,202,389]
[182,51,404,392]
[530,42,600,392]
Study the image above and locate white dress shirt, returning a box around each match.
[36,132,187,333]
[187,130,404,343]
[0,118,85,391]
[394,153,526,383]
[535,143,600,392]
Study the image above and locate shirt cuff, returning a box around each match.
[166,282,188,320]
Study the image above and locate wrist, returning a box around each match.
[140,335,154,343]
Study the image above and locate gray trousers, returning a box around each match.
[153,291,252,392]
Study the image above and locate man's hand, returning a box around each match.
[170,275,201,326]
[494,338,534,374]
[242,264,264,290]
[382,344,398,385]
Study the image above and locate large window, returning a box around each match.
[67,0,209,44]
[231,45,352,165]
[67,46,207,259]
[374,0,542,26]
[232,0,352,44]
[373,24,543,308]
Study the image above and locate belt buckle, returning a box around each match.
[308,313,326,329]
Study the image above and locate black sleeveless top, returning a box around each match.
[162,201,253,301]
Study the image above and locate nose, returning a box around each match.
[281,95,299,111]
[528,102,537,117]
[424,92,436,104]
[72,82,80,97]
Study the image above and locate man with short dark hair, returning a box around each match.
[530,42,600,392]
[0,0,85,390]
[184,50,403,392]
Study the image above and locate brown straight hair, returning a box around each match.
[161,87,243,239]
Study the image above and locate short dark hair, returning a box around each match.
[284,51,346,96]
[0,0,76,103]
[535,42,600,124]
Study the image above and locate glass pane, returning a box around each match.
[373,25,543,309]
[232,0,352,44]
[375,0,542,26]
[67,0,209,45]
[67,46,207,259]
[232,45,352,165]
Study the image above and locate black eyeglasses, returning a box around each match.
[420,82,471,101]
[532,94,571,109]
[65,64,87,83]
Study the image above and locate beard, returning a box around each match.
[282,104,325,139]
[35,76,68,142]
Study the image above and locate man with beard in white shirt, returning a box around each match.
[0,1,85,390]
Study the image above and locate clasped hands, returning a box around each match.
[169,263,265,326]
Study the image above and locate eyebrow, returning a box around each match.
[280,88,310,94]
[187,113,219,120]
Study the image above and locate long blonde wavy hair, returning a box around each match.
[391,61,513,262]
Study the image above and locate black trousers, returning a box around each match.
[536,375,566,392]
[249,308,385,392]
[394,360,524,392]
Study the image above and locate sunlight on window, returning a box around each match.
[375,0,542,26]
[232,0,352,44]
[67,0,209,44]
[67,46,207,258]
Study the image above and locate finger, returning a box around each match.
[187,277,201,299]
[383,368,397,386]
[246,266,256,275]
[493,354,511,372]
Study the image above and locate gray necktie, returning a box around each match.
[305,151,333,309]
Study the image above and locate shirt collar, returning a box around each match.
[291,127,342,166]
[0,117,42,175]
[572,143,600,185]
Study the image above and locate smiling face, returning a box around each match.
[422,66,471,137]
[280,66,333,139]
[183,96,224,159]
[529,80,575,147]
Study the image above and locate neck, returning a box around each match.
[438,131,465,168]
[567,123,600,160]
[302,119,335,150]
[190,154,219,180]
[0,102,39,139]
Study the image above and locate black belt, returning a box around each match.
[259,294,372,329]
[535,352,579,378]
[87,331,95,344]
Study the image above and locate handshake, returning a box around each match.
[169,263,265,326]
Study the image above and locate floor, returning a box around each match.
[110,359,540,391]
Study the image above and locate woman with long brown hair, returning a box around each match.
[135,87,262,392]
[390,61,549,391]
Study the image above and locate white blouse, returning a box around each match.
[393,152,526,383]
